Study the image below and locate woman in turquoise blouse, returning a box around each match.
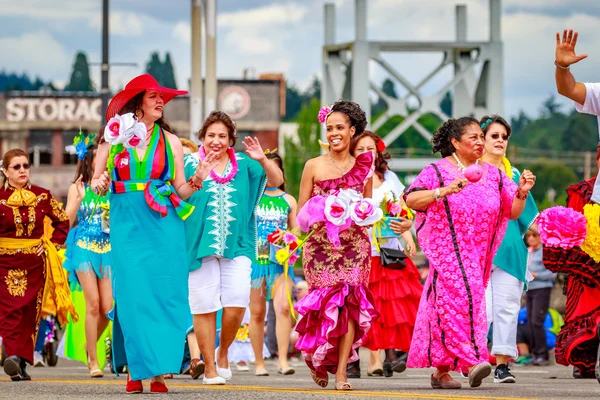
[184,111,283,385]
[481,115,539,384]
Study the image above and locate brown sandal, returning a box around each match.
[310,368,328,388]
[190,358,205,380]
[430,372,462,389]
[335,381,354,390]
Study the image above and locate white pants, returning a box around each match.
[188,256,252,314]
[485,266,524,358]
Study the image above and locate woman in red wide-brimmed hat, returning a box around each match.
[91,74,219,394]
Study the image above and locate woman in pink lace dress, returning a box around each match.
[405,117,536,389]
[294,101,378,391]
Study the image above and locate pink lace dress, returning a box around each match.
[294,152,379,376]
[405,159,516,370]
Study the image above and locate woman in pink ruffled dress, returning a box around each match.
[294,101,378,391]
[405,117,535,389]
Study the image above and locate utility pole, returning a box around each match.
[101,0,109,122]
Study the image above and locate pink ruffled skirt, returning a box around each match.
[294,283,378,376]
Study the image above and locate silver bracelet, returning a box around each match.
[554,60,570,70]
[433,188,441,201]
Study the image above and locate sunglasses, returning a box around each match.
[8,163,31,171]
[489,133,509,141]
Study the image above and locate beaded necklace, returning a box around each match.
[452,152,479,173]
[199,147,239,184]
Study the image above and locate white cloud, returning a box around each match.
[0,31,70,77]
[0,0,96,20]
[89,12,144,37]
[172,21,191,44]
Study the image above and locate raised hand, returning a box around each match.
[556,29,588,68]
[519,169,536,192]
[242,136,266,161]
[195,150,220,181]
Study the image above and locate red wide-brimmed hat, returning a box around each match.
[105,74,188,121]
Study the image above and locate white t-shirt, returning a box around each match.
[574,83,600,204]
[370,169,406,257]
[574,82,600,118]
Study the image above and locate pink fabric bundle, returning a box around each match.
[538,206,587,249]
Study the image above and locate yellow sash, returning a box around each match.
[0,237,78,325]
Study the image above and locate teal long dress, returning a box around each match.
[493,166,539,287]
[109,125,194,380]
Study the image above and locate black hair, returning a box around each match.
[431,117,479,157]
[266,152,285,191]
[328,100,367,138]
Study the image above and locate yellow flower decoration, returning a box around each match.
[581,203,600,262]
[276,248,288,265]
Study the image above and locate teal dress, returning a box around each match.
[109,125,194,380]
[493,166,539,287]
[63,185,111,290]
[250,193,294,301]
[183,152,266,271]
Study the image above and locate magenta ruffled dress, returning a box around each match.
[294,152,379,376]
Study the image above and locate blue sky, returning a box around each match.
[1,0,599,118]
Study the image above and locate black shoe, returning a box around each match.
[573,367,583,379]
[20,359,31,381]
[494,364,516,383]
[4,356,23,381]
[346,360,361,379]
[382,361,393,378]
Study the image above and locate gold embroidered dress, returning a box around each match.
[0,185,69,364]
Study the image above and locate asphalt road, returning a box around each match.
[1,355,599,399]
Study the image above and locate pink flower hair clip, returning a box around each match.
[317,105,332,123]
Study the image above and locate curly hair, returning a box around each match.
[479,114,512,138]
[432,117,479,157]
[328,100,367,138]
[350,130,390,180]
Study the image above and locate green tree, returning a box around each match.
[526,161,578,206]
[510,110,530,137]
[540,94,562,117]
[560,111,598,152]
[283,98,322,198]
[66,51,94,91]
[145,52,163,83]
[284,85,304,122]
[162,52,177,89]
[440,91,452,116]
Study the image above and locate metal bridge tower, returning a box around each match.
[321,0,504,170]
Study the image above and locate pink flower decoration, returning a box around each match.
[350,199,383,226]
[388,202,402,216]
[114,150,130,169]
[106,120,120,142]
[325,194,351,226]
[317,106,331,123]
[296,196,326,233]
[537,206,587,249]
[283,232,297,245]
